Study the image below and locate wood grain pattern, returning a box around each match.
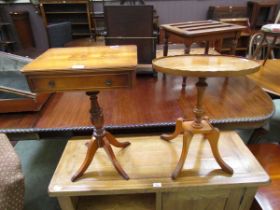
[34,75,273,129]
[161,20,245,37]
[247,59,280,96]
[152,55,261,77]
[248,144,280,210]
[49,131,269,210]
[21,46,137,73]
[0,75,273,131]
[48,131,269,197]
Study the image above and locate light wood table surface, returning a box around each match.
[248,59,280,96]
[21,45,137,181]
[49,131,269,210]
[152,55,261,179]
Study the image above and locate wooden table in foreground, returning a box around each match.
[48,131,269,210]
[248,59,280,96]
[21,46,137,181]
[152,55,261,179]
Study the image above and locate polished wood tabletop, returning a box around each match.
[248,59,280,96]
[21,46,137,73]
[153,55,260,77]
[0,75,274,134]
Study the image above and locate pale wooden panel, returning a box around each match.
[21,46,137,73]
[162,188,229,210]
[77,194,155,210]
[247,59,280,96]
[49,131,269,197]
[239,187,257,210]
[224,188,244,210]
[57,196,77,210]
[152,55,260,77]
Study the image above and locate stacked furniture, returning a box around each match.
[207,5,251,56]
[40,0,94,39]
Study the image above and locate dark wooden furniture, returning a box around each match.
[161,20,246,86]
[248,59,280,96]
[218,18,251,56]
[152,54,261,179]
[207,5,247,20]
[161,20,246,56]
[247,0,279,29]
[0,74,274,136]
[248,144,280,210]
[49,132,269,210]
[252,30,280,65]
[207,6,251,56]
[0,22,16,52]
[21,46,137,181]
[9,11,35,49]
[40,0,94,39]
[104,6,156,68]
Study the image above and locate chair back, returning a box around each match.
[104,5,155,64]
[47,22,72,47]
[274,10,280,23]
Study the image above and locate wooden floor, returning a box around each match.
[249,144,280,210]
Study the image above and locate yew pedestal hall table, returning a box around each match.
[152,55,261,179]
[21,46,137,181]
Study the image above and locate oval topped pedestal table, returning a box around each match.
[152,54,261,179]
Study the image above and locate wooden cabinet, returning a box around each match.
[40,0,94,39]
[247,0,279,29]
[207,6,251,56]
[0,22,16,52]
[49,132,269,210]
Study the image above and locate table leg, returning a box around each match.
[182,44,191,88]
[171,131,193,179]
[165,78,233,179]
[163,31,169,79]
[71,91,130,181]
[204,41,210,54]
[204,128,233,174]
[263,35,278,65]
[161,117,184,141]
[252,33,266,59]
[230,31,241,55]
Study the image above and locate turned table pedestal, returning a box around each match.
[21,46,137,181]
[152,55,261,179]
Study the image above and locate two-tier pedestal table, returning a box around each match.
[152,55,261,179]
[21,45,137,181]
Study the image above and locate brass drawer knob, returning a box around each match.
[105,79,112,86]
[48,80,56,88]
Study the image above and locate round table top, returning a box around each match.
[152,55,261,77]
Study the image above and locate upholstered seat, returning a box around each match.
[46,22,72,47]
[0,134,24,210]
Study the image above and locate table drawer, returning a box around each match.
[27,72,133,93]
